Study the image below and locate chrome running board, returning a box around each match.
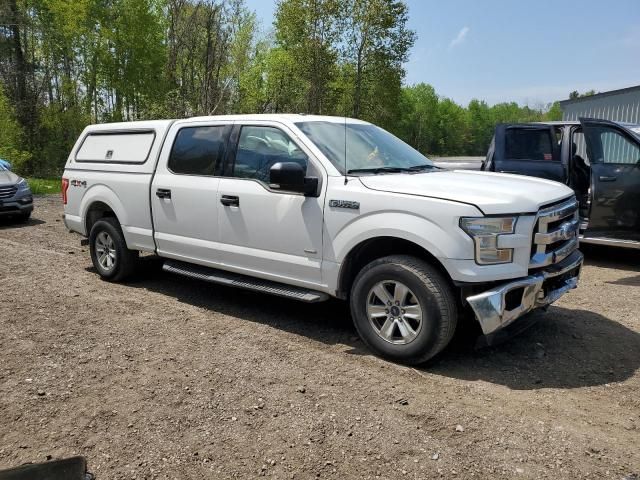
[579,236,640,250]
[163,260,329,303]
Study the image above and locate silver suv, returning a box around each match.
[0,164,33,222]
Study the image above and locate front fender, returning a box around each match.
[327,210,476,265]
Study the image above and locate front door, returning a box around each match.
[492,124,565,182]
[581,118,640,242]
[216,122,326,287]
[151,121,232,263]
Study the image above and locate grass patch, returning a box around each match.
[27,177,61,195]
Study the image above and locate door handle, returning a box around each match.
[156,188,172,199]
[598,176,617,182]
[220,195,239,207]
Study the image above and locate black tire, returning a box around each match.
[89,217,139,282]
[17,212,31,223]
[350,255,457,365]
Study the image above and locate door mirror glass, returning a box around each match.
[270,162,304,191]
[269,162,318,195]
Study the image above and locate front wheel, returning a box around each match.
[350,255,457,365]
[89,218,139,282]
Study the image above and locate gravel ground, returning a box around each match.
[1,196,639,479]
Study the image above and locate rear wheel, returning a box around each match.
[89,218,138,281]
[350,255,457,365]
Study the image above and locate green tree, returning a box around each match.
[466,99,493,155]
[396,83,439,154]
[0,84,30,172]
[274,0,341,113]
[544,101,562,121]
[339,0,414,122]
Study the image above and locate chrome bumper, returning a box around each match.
[466,251,583,336]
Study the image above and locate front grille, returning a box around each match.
[530,197,579,269]
[0,185,18,199]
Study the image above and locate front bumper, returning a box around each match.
[466,250,583,336]
[0,194,33,216]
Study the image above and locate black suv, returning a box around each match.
[483,118,640,249]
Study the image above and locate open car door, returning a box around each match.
[580,118,640,245]
[490,124,564,182]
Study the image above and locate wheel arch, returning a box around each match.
[80,185,127,237]
[336,236,454,299]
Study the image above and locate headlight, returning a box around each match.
[460,216,517,265]
[16,178,29,190]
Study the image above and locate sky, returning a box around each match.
[244,0,640,107]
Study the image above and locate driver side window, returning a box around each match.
[232,126,308,183]
[596,128,640,164]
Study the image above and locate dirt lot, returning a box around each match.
[1,196,639,479]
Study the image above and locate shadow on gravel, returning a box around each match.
[120,257,365,350]
[121,258,640,391]
[582,243,640,287]
[582,243,640,271]
[0,217,45,229]
[429,307,640,390]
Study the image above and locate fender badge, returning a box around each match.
[329,200,360,210]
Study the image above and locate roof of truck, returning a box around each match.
[512,120,640,128]
[83,114,370,131]
[187,113,369,124]
[512,120,640,137]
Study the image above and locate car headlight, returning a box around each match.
[460,216,517,265]
[16,178,29,190]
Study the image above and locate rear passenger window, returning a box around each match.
[168,126,228,175]
[232,126,308,183]
[505,128,556,161]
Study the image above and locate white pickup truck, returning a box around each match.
[62,114,583,364]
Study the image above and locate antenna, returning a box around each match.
[344,114,348,185]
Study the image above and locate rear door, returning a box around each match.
[580,118,640,242]
[151,120,232,263]
[492,124,565,182]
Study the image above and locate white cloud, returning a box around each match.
[449,26,470,49]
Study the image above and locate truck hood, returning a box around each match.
[0,169,20,186]
[359,170,574,215]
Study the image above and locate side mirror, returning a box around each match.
[270,162,318,196]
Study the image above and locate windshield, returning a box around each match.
[295,121,433,174]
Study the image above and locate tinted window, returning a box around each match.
[168,126,228,175]
[233,126,308,182]
[505,128,556,161]
[596,128,640,164]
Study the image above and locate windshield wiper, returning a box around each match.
[347,167,406,174]
[406,164,440,171]
[347,164,441,175]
